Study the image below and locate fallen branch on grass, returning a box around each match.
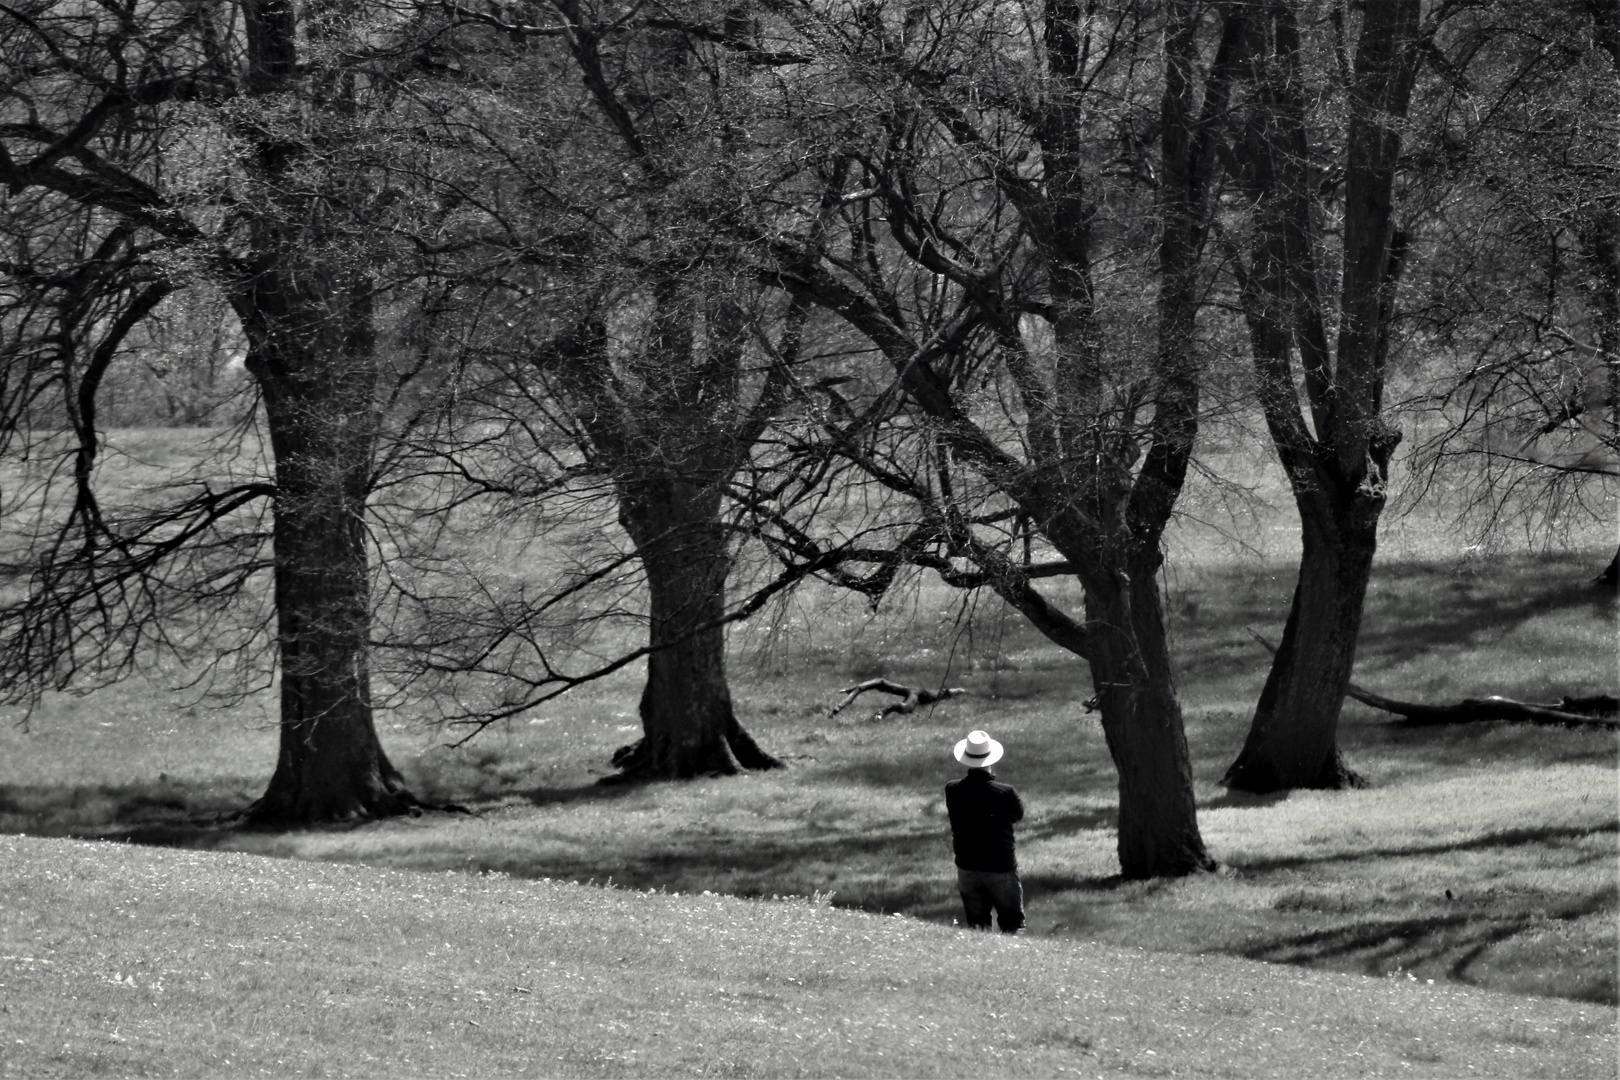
[828,679,968,722]
[1244,628,1618,729]
[1343,686,1618,728]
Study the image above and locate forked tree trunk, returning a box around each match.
[1223,494,1377,792]
[610,476,781,779]
[223,0,416,825]
[1221,0,1420,795]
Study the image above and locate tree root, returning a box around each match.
[602,717,783,784]
[828,678,968,722]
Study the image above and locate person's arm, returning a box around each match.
[1007,787,1024,824]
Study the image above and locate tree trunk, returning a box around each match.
[1598,545,1619,590]
[1087,566,1216,879]
[1223,493,1376,793]
[225,2,419,825]
[246,444,416,822]
[1222,0,1420,795]
[238,262,416,825]
[609,475,781,779]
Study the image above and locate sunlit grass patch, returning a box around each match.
[2,833,1613,1078]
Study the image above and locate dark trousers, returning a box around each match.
[956,868,1025,933]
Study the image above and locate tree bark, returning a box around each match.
[1223,496,1376,791]
[225,1,419,825]
[1088,566,1216,878]
[238,274,417,824]
[1222,0,1421,794]
[609,475,781,779]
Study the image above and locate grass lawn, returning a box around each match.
[0,429,1615,1072]
[2,545,1613,1010]
[0,832,1613,1078]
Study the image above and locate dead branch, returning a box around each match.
[1344,686,1617,728]
[828,678,967,722]
[1245,628,1618,729]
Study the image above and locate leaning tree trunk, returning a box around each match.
[239,273,416,825]
[1085,564,1216,879]
[1223,488,1378,792]
[610,475,781,779]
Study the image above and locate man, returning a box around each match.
[945,729,1025,933]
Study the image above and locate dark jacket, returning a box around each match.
[945,768,1024,872]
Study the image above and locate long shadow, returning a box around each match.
[0,780,248,841]
[1344,712,1619,771]
[1020,870,1126,895]
[1355,573,1613,674]
[1198,788,1290,811]
[516,778,664,808]
[1231,820,1618,874]
[1020,806,1119,840]
[1240,885,1618,1004]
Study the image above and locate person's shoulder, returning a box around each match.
[989,779,1019,795]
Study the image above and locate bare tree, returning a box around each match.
[0,0,451,822]
[1215,0,1423,794]
[723,0,1246,878]
[349,2,850,777]
[1401,0,1618,587]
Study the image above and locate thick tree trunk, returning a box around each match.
[1222,0,1419,795]
[1223,496,1377,793]
[246,441,416,823]
[1087,567,1216,879]
[609,476,780,780]
[238,267,416,825]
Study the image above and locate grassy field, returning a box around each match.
[1,832,1614,1078]
[0,427,1615,1077]
[2,540,1613,1011]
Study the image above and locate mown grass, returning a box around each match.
[3,535,1614,1012]
[1,833,1614,1078]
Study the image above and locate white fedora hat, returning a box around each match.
[953,729,1003,768]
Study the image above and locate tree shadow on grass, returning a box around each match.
[0,773,488,849]
[1343,709,1620,771]
[1355,572,1615,674]
[1230,820,1618,874]
[1198,788,1290,811]
[1240,885,1618,1004]
[0,780,251,841]
[514,778,663,808]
